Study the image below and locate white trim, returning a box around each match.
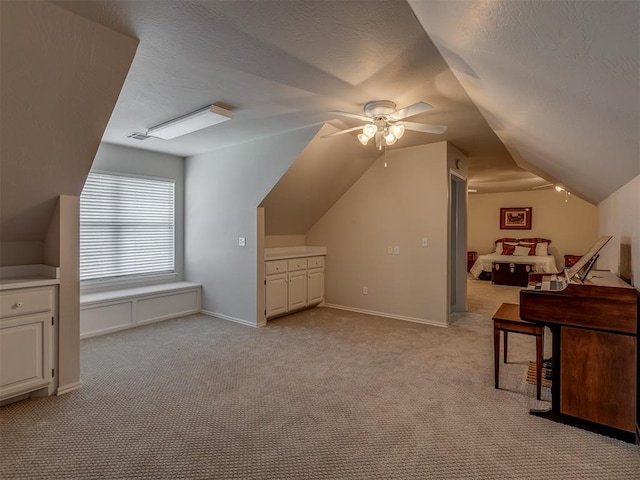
[321,303,449,328]
[56,381,82,396]
[79,310,200,339]
[80,281,201,306]
[449,168,467,181]
[80,283,201,338]
[200,309,263,328]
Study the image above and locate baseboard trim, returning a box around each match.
[56,381,82,396]
[80,310,200,339]
[200,310,259,328]
[321,303,448,328]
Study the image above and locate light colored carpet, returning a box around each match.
[1,276,638,479]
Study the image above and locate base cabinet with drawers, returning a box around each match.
[1,285,57,402]
[265,255,325,319]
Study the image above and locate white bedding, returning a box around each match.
[470,253,559,279]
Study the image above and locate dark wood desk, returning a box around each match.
[520,271,638,444]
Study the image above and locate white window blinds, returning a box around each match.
[80,172,175,282]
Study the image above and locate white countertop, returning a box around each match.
[264,246,327,261]
[0,264,60,291]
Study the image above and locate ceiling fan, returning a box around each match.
[323,100,447,149]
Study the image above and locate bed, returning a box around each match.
[470,237,559,280]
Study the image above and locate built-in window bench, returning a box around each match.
[80,282,201,339]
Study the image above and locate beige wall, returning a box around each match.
[306,142,451,326]
[43,195,81,393]
[0,242,43,266]
[262,124,379,236]
[468,189,598,267]
[598,174,639,288]
[264,235,307,248]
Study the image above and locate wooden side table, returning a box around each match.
[493,302,545,400]
[467,251,477,272]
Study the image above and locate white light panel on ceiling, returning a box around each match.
[147,105,232,140]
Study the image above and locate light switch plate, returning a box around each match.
[393,245,400,255]
[422,237,428,247]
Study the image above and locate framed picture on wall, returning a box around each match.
[500,207,532,230]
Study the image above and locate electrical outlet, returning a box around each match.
[362,286,368,295]
[393,245,400,255]
[422,237,428,247]
[388,246,393,255]
[238,236,246,247]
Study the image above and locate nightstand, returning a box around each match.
[467,251,477,272]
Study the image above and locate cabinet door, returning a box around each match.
[288,270,307,311]
[307,268,324,305]
[0,312,51,401]
[265,273,288,318]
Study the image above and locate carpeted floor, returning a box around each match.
[1,276,638,479]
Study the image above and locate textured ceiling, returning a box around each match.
[52,0,639,204]
[53,0,545,194]
[409,0,640,204]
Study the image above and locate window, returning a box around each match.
[80,171,175,282]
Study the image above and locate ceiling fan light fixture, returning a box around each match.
[384,131,397,145]
[362,124,377,138]
[326,100,446,148]
[357,133,370,145]
[389,124,405,139]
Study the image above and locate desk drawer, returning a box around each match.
[307,256,325,269]
[287,258,307,272]
[265,260,288,275]
[0,287,54,318]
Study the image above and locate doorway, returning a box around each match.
[449,172,467,314]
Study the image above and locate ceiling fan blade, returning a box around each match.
[399,121,447,134]
[388,101,433,120]
[532,183,554,190]
[321,126,363,138]
[329,110,371,122]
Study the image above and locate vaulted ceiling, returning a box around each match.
[53,0,639,205]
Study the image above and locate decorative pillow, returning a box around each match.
[513,245,531,256]
[518,243,537,255]
[502,244,516,255]
[536,242,549,256]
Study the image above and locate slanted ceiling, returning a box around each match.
[260,124,380,236]
[409,0,640,204]
[0,1,138,242]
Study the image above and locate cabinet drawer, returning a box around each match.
[265,260,288,275]
[307,256,325,269]
[287,258,307,272]
[0,287,54,318]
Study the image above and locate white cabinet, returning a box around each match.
[265,254,325,319]
[307,268,325,305]
[265,273,288,318]
[288,270,307,311]
[0,285,56,401]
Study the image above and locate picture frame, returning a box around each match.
[500,207,532,230]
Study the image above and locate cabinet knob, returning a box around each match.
[14,301,23,308]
